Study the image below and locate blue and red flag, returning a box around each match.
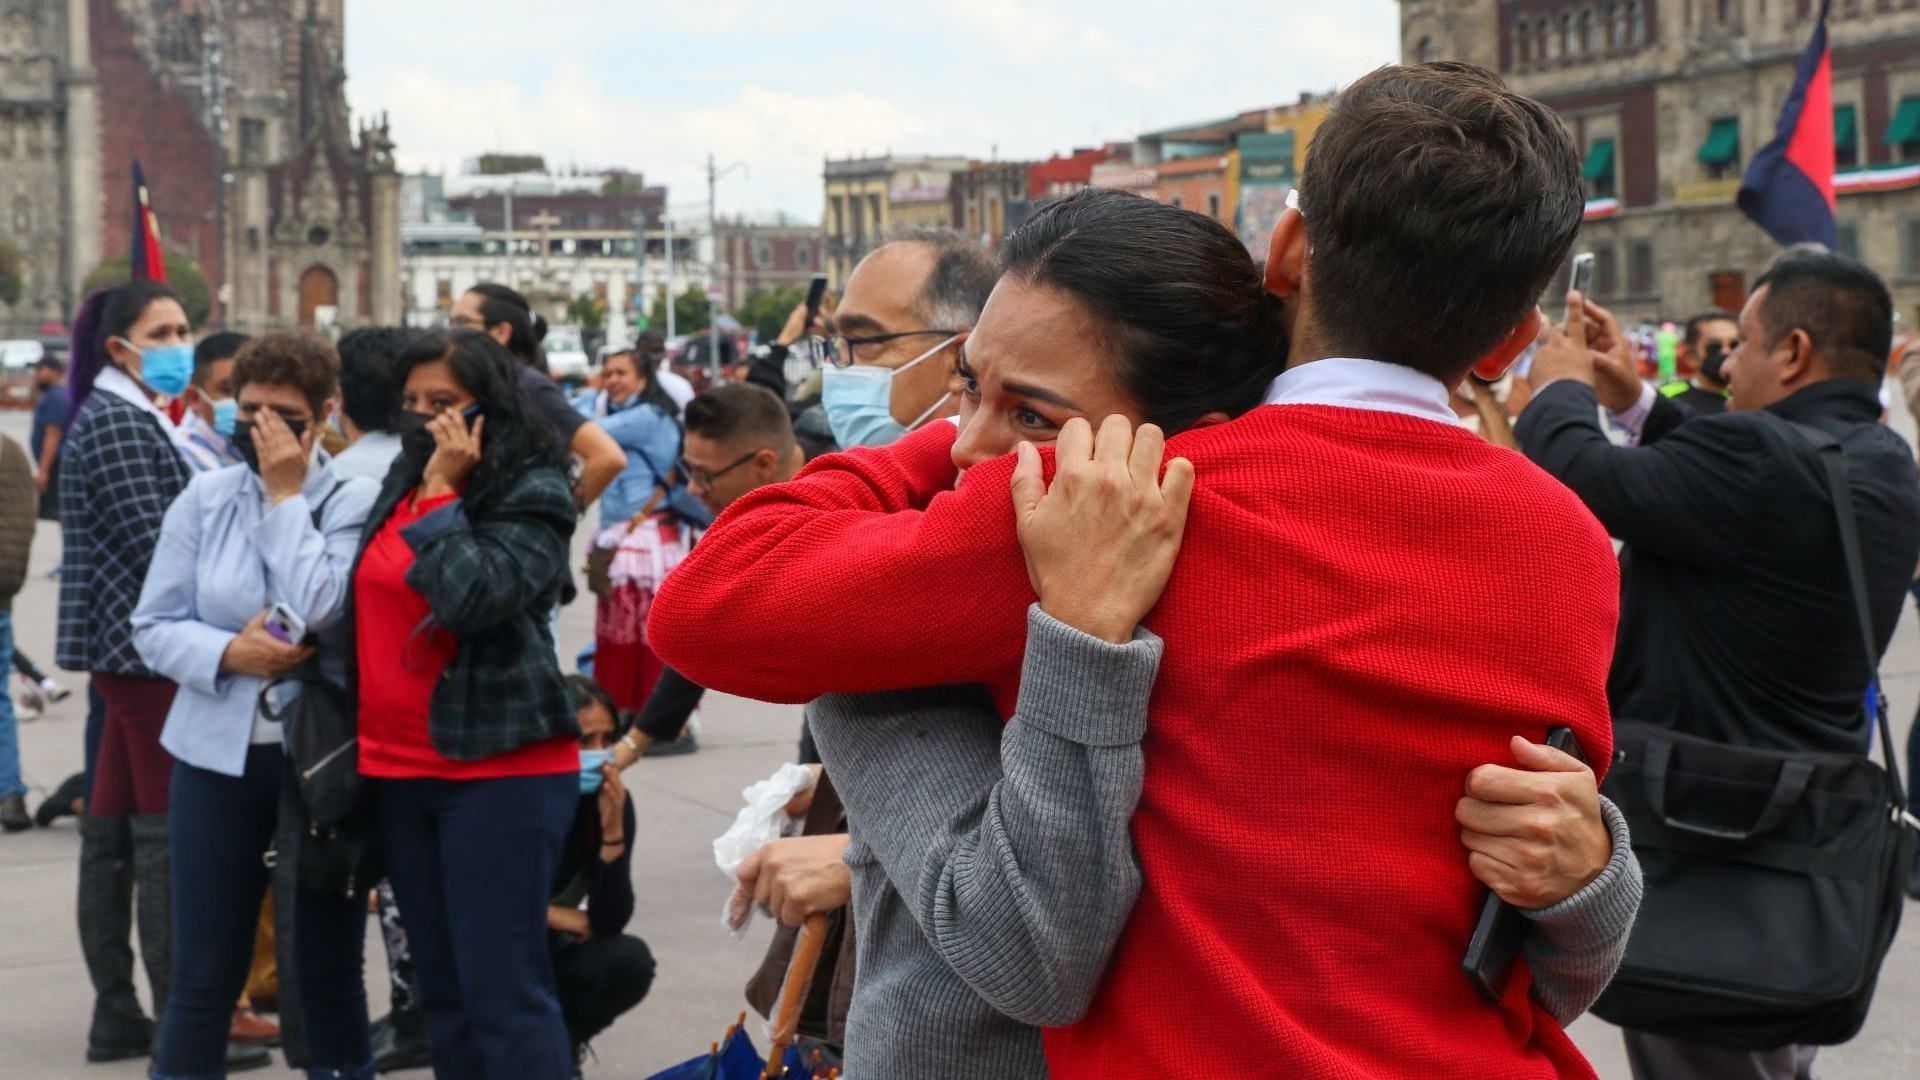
[130,160,169,283]
[1738,0,1835,247]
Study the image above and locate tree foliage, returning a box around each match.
[736,285,811,343]
[83,252,212,327]
[649,285,711,335]
[567,292,607,333]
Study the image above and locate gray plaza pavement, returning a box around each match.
[3,406,1920,1077]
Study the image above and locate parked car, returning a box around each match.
[544,324,592,383]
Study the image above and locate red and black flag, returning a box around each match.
[130,159,169,283]
[1738,0,1835,247]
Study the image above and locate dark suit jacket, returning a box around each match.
[1517,378,1920,754]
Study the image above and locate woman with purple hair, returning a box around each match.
[56,282,208,1067]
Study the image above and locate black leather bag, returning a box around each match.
[264,660,361,828]
[1592,426,1917,1049]
[260,483,364,829]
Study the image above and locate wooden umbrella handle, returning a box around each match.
[762,912,831,1079]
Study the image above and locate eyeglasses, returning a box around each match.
[448,314,487,330]
[679,449,761,489]
[798,330,963,368]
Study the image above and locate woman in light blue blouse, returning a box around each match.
[583,349,706,711]
[130,332,381,1080]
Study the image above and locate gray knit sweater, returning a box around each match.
[807,605,1643,1079]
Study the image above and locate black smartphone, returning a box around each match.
[460,403,485,428]
[803,273,829,332]
[1462,725,1589,1003]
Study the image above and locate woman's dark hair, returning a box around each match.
[563,674,630,738]
[392,329,569,513]
[997,188,1288,433]
[466,283,548,370]
[230,331,340,413]
[68,281,186,423]
[337,326,415,434]
[605,349,679,419]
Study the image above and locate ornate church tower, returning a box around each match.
[228,0,398,331]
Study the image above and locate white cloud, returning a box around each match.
[347,0,1400,219]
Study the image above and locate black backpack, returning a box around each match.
[1592,425,1917,1049]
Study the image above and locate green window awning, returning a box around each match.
[1697,118,1741,165]
[1885,98,1920,147]
[1834,105,1858,153]
[1581,138,1616,182]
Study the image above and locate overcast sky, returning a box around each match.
[344,1,1400,221]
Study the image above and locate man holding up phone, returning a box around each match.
[1519,253,1920,1080]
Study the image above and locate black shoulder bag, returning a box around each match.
[1592,425,1917,1049]
[260,484,379,899]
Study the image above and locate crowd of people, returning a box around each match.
[0,56,1916,1080]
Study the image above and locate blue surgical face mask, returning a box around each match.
[210,397,238,438]
[120,339,194,398]
[579,748,611,795]
[820,335,959,449]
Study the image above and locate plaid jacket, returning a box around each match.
[349,463,580,761]
[57,389,192,673]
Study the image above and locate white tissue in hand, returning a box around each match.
[713,763,818,932]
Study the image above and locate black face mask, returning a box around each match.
[1699,345,1729,384]
[398,405,485,457]
[230,417,309,476]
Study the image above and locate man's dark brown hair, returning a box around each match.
[1299,61,1584,383]
[230,331,340,413]
[685,383,795,452]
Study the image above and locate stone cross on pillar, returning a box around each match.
[529,209,561,276]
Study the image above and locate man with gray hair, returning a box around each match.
[752,230,997,455]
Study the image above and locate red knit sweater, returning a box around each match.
[649,405,1620,1079]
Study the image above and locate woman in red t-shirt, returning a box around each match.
[352,329,581,1079]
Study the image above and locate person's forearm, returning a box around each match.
[253,483,372,633]
[647,423,1031,705]
[811,607,1161,1026]
[36,428,61,482]
[635,665,705,743]
[571,423,624,507]
[402,480,573,634]
[1519,796,1644,1025]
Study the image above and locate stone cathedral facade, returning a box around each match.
[0,0,398,336]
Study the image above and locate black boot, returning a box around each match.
[78,815,150,1062]
[371,1005,432,1073]
[130,814,173,1017]
[0,793,29,832]
[35,771,86,827]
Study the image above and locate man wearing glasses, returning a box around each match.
[752,230,997,456]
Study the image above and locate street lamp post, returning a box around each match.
[707,152,749,380]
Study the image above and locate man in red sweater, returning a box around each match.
[651,63,1620,1078]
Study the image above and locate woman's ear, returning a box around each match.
[488,322,513,348]
[105,335,139,370]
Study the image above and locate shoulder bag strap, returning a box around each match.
[1793,422,1906,807]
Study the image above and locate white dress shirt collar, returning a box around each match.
[1263,357,1461,427]
[94,365,177,432]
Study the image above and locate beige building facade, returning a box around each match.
[821,154,968,286]
[1400,0,1920,328]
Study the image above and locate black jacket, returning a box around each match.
[1517,379,1920,754]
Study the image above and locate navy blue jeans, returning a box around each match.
[379,773,576,1080]
[152,746,371,1079]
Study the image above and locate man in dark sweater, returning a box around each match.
[1519,251,1920,1080]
